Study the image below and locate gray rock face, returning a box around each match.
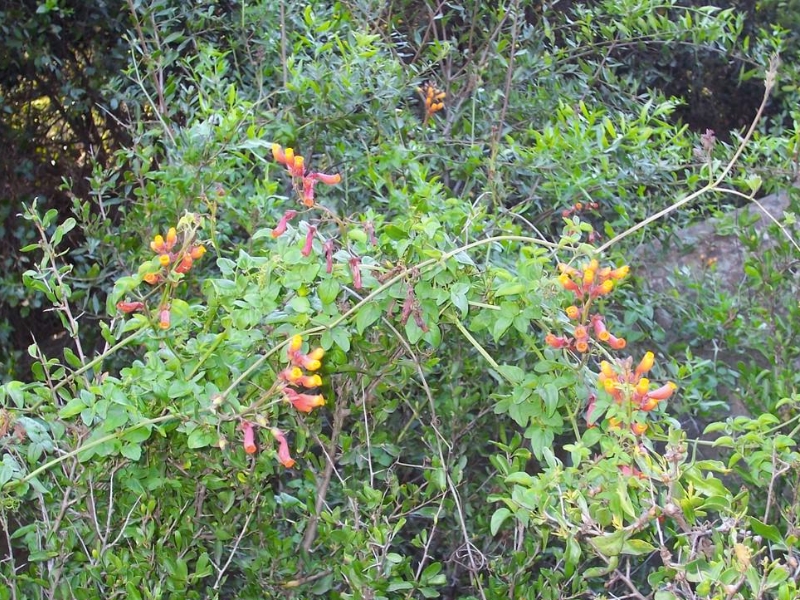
[632,188,799,425]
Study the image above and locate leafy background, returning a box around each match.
[1,0,799,598]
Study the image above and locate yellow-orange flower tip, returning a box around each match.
[565,305,580,320]
[166,227,177,246]
[635,378,650,396]
[308,347,325,361]
[610,265,630,280]
[573,325,589,340]
[158,254,170,267]
[600,361,615,378]
[272,143,285,162]
[575,340,589,353]
[289,335,303,353]
[631,422,648,436]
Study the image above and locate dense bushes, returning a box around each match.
[1,1,799,598]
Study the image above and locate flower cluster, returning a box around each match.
[235,336,326,468]
[591,353,677,435]
[280,335,325,412]
[143,226,207,285]
[116,221,207,331]
[545,260,629,353]
[271,144,341,208]
[418,82,445,123]
[561,200,599,219]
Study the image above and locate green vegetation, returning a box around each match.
[1,1,799,598]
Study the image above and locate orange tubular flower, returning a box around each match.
[242,421,257,455]
[607,334,626,350]
[271,143,286,164]
[565,305,581,320]
[165,227,178,251]
[313,172,341,185]
[631,422,648,436]
[635,352,655,376]
[159,306,171,330]
[591,315,611,341]
[545,333,570,349]
[573,325,589,340]
[609,265,630,280]
[116,300,144,314]
[285,388,325,413]
[302,176,317,207]
[175,254,193,274]
[295,354,322,372]
[575,340,589,353]
[143,272,162,285]
[190,245,206,260]
[558,273,580,293]
[644,382,677,402]
[270,428,296,468]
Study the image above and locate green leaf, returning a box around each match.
[495,282,526,297]
[121,444,142,461]
[187,428,217,449]
[489,506,513,536]
[355,302,382,335]
[58,396,87,419]
[318,277,340,304]
[621,538,656,555]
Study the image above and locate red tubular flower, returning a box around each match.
[302,176,317,207]
[116,300,145,314]
[591,314,610,341]
[365,221,378,246]
[312,172,341,185]
[585,393,598,426]
[644,382,677,402]
[175,254,193,274]
[242,421,257,455]
[323,239,335,273]
[294,351,323,371]
[284,388,325,413]
[558,273,580,294]
[349,256,362,289]
[607,334,626,350]
[301,226,316,257]
[545,333,570,349]
[272,209,298,238]
[270,428,296,468]
[290,155,305,178]
[413,308,429,332]
[159,306,171,330]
